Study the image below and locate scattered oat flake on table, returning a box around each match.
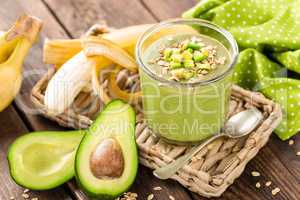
[22,193,29,199]
[255,182,261,188]
[272,187,281,196]
[296,151,300,156]
[169,195,175,200]
[147,193,154,200]
[117,192,138,200]
[265,181,272,187]
[10,197,14,200]
[251,171,260,177]
[31,198,38,200]
[153,186,162,191]
[288,139,294,145]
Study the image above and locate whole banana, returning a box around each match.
[0,14,42,112]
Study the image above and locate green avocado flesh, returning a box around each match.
[75,100,138,199]
[7,130,85,190]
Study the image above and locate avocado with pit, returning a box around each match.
[75,100,138,199]
[7,130,85,190]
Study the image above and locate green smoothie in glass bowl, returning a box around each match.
[136,19,238,143]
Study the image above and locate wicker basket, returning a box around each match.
[30,25,282,198]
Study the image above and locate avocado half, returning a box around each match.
[7,130,85,190]
[75,100,138,199]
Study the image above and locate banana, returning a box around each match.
[0,14,42,112]
[44,52,95,115]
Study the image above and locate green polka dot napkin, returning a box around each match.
[183,0,300,140]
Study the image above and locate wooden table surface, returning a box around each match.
[0,0,299,199]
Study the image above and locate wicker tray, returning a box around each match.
[31,67,282,198]
[30,25,282,198]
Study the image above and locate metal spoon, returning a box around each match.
[153,107,263,180]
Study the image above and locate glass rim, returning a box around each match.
[135,18,239,87]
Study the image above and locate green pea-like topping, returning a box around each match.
[155,36,225,81]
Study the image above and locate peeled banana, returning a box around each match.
[44,52,95,115]
[0,14,42,112]
[44,37,139,115]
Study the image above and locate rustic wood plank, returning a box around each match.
[0,1,72,199]
[268,134,300,182]
[2,0,298,199]
[141,0,197,20]
[1,0,193,199]
[198,145,300,200]
[67,166,194,200]
[130,165,193,200]
[43,0,156,38]
[140,0,300,199]
[0,106,72,200]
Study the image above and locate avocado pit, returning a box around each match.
[90,138,124,179]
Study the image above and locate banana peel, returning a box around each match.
[43,24,153,67]
[0,14,42,112]
[83,37,138,72]
[108,67,141,103]
[91,64,111,104]
[43,39,82,66]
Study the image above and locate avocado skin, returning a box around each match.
[75,100,138,200]
[75,168,138,200]
[75,176,122,200]
[7,130,85,190]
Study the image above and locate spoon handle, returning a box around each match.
[153,134,224,180]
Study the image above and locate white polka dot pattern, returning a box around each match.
[183,0,300,140]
